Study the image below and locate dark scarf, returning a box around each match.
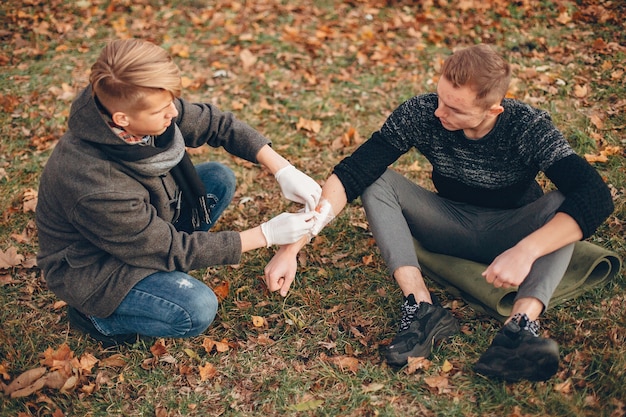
[99,123,211,230]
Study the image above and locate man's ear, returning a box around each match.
[488,104,504,117]
[112,111,130,127]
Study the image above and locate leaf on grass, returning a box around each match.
[441,359,453,373]
[198,362,217,381]
[0,246,25,269]
[4,367,47,395]
[405,357,431,374]
[212,281,229,301]
[362,382,384,393]
[78,353,99,375]
[290,399,324,411]
[100,354,127,368]
[327,355,359,373]
[240,49,257,71]
[423,375,449,394]
[184,348,201,362]
[296,117,321,133]
[150,339,168,357]
[251,315,266,328]
[585,146,623,163]
[40,344,73,370]
[202,337,230,353]
[22,188,38,213]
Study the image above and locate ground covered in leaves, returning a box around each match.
[1,0,625,416]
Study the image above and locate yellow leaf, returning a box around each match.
[441,359,453,373]
[251,315,265,327]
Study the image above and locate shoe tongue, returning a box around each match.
[405,293,417,306]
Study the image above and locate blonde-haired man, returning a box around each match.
[264,44,614,382]
[36,39,321,347]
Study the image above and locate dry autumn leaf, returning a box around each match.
[296,117,322,133]
[212,281,229,301]
[251,315,266,327]
[0,246,25,269]
[202,337,230,353]
[423,375,449,394]
[198,362,217,381]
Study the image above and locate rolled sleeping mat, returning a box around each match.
[413,239,622,322]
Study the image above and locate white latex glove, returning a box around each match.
[310,198,335,236]
[274,164,322,212]
[260,211,316,247]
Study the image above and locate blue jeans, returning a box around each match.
[362,169,574,309]
[91,162,236,338]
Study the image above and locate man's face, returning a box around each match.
[119,89,178,137]
[434,76,492,133]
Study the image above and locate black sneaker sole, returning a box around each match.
[474,339,560,382]
[385,312,460,367]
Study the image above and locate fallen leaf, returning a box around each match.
[251,315,266,327]
[240,49,257,70]
[405,357,432,374]
[423,375,449,393]
[0,246,25,269]
[212,281,229,301]
[4,367,47,395]
[296,117,322,133]
[290,399,324,411]
[150,339,168,357]
[362,382,384,393]
[198,362,217,381]
[327,355,359,373]
[202,337,230,353]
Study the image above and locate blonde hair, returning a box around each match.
[90,39,182,112]
[441,44,511,109]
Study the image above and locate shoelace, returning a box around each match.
[399,296,420,332]
[511,312,541,337]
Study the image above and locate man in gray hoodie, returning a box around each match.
[36,38,321,347]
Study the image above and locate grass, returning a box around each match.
[1,0,625,416]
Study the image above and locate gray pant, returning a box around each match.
[361,169,574,308]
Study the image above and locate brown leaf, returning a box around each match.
[202,337,230,353]
[78,353,99,375]
[327,355,359,373]
[212,281,229,301]
[100,354,127,368]
[405,357,431,375]
[198,362,217,381]
[150,339,168,357]
[10,375,46,398]
[423,375,449,393]
[240,49,257,71]
[4,367,47,395]
[0,246,25,269]
[296,117,322,133]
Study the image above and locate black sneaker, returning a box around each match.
[474,313,559,382]
[385,294,460,367]
[68,306,142,348]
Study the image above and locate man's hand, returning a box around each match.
[264,245,300,296]
[482,245,535,288]
[275,164,322,212]
[260,211,315,247]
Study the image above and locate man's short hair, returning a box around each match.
[441,44,511,109]
[90,38,182,113]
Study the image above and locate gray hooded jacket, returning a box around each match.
[36,86,270,317]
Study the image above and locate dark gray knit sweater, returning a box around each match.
[333,93,613,239]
